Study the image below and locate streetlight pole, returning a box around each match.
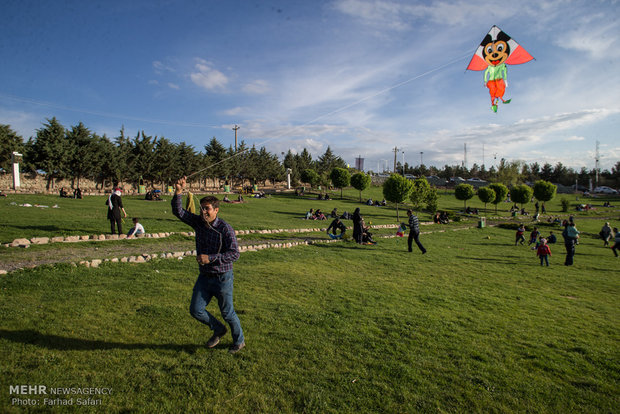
[420,151,423,166]
[232,125,240,151]
[402,151,405,175]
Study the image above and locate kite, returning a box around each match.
[466,25,534,112]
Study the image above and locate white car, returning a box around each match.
[593,186,619,194]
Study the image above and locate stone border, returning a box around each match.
[0,224,487,274]
[5,224,403,248]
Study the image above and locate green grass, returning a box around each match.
[1,187,618,244]
[1,223,619,412]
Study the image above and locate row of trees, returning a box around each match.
[395,158,620,189]
[0,119,298,190]
[454,180,558,213]
[1,117,618,190]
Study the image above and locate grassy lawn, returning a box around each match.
[1,219,619,412]
[1,187,618,244]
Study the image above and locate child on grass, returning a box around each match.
[537,238,552,266]
[515,224,526,245]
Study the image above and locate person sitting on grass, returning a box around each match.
[314,209,326,220]
[326,217,347,239]
[547,231,557,244]
[127,218,145,239]
[305,208,314,220]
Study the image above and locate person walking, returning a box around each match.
[406,209,427,254]
[172,176,245,354]
[536,238,552,266]
[600,222,612,247]
[515,224,526,245]
[562,221,579,266]
[106,188,127,235]
[611,228,620,257]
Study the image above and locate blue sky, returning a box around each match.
[1,0,619,172]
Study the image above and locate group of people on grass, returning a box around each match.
[95,179,616,358]
[515,218,619,266]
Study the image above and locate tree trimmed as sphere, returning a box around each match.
[488,183,509,214]
[330,167,351,199]
[351,172,371,202]
[383,174,413,221]
[454,183,475,210]
[532,180,557,204]
[477,187,496,214]
[510,184,534,209]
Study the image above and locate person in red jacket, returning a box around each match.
[536,238,552,266]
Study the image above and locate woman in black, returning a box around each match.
[352,208,363,244]
[106,189,127,234]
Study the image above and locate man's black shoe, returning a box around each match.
[206,328,227,348]
[229,342,245,354]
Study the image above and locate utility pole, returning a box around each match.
[232,125,240,152]
[595,140,600,187]
[420,151,423,166]
[393,147,399,173]
[402,151,405,175]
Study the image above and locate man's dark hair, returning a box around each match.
[200,195,220,209]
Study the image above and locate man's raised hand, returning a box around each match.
[175,176,187,194]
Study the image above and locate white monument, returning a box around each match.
[11,151,23,190]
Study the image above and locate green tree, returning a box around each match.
[350,172,371,202]
[316,146,346,175]
[66,122,96,188]
[300,168,320,188]
[30,117,71,189]
[454,183,475,210]
[532,180,557,207]
[0,124,25,172]
[204,137,228,186]
[510,184,533,209]
[488,182,509,214]
[409,177,431,211]
[477,186,496,214]
[129,131,157,186]
[382,174,413,221]
[426,187,439,214]
[496,159,522,186]
[330,167,351,199]
[283,150,299,186]
[153,137,180,189]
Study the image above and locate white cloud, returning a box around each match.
[190,59,228,91]
[148,80,159,85]
[557,22,620,59]
[167,83,180,90]
[242,79,270,95]
[221,107,247,116]
[564,135,585,142]
[152,60,176,74]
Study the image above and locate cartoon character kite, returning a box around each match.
[467,25,534,112]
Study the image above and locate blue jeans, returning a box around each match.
[540,255,549,266]
[189,271,244,346]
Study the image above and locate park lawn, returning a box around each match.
[1,188,617,244]
[0,224,618,413]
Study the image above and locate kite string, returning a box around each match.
[188,51,474,178]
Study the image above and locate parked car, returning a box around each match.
[467,177,487,183]
[593,186,618,194]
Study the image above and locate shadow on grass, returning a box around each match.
[0,329,201,353]
[458,256,523,265]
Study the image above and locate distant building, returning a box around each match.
[355,157,364,171]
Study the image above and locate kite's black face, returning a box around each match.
[481,31,511,66]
